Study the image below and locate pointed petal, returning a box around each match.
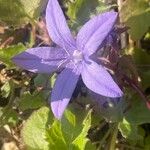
[77,11,118,56]
[46,0,76,51]
[50,67,80,119]
[81,61,123,98]
[12,47,67,73]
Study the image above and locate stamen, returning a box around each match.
[73,50,83,64]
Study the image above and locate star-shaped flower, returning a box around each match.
[12,0,123,119]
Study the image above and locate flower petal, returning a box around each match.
[12,47,67,73]
[81,60,123,98]
[76,11,118,56]
[50,67,80,119]
[46,0,76,51]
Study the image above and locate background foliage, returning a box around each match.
[0,0,150,149]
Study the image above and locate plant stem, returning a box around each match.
[109,123,118,150]
[98,127,112,149]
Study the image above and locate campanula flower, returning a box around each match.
[12,0,123,119]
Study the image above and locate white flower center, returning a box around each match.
[73,50,83,64]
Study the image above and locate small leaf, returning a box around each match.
[1,81,11,98]
[119,119,143,142]
[34,74,50,88]
[0,108,19,127]
[19,91,46,111]
[0,44,26,67]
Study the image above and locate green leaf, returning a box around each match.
[140,71,150,90]
[119,119,143,142]
[0,0,48,26]
[72,110,92,150]
[22,106,94,150]
[22,107,53,150]
[0,108,19,127]
[0,44,26,67]
[133,48,150,65]
[46,120,68,150]
[20,0,48,20]
[145,135,150,150]
[125,95,150,125]
[67,0,108,30]
[34,74,50,88]
[1,81,11,98]
[19,91,46,111]
[120,0,150,40]
[0,0,27,26]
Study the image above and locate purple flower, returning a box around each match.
[12,0,123,119]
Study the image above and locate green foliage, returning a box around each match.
[20,0,48,20]
[67,0,109,30]
[119,119,143,142]
[0,108,19,127]
[19,91,46,111]
[1,81,11,98]
[133,48,150,65]
[22,107,53,150]
[0,0,48,26]
[120,0,150,40]
[145,135,150,150]
[0,0,27,26]
[22,106,93,150]
[0,0,150,149]
[34,74,50,88]
[0,44,26,67]
[125,95,150,125]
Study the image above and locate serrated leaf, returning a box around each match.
[119,119,143,142]
[19,91,46,111]
[72,110,92,150]
[22,105,94,150]
[120,0,150,40]
[0,44,26,67]
[46,120,67,150]
[22,107,53,150]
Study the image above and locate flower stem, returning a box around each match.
[109,123,118,150]
[98,127,112,149]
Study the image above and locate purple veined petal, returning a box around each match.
[76,11,118,56]
[12,47,68,73]
[81,60,123,98]
[50,67,80,119]
[46,0,76,52]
